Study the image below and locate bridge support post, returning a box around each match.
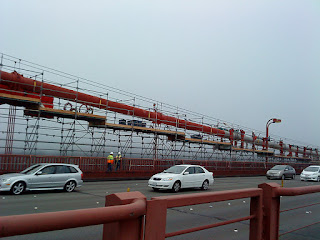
[258,182,280,240]
[144,198,168,240]
[103,191,146,240]
[249,195,263,240]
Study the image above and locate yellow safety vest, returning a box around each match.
[116,155,122,163]
[107,155,114,164]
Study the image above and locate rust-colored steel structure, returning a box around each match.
[0,70,226,136]
[0,70,317,157]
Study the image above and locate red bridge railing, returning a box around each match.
[1,183,320,239]
[259,182,320,240]
[145,188,263,239]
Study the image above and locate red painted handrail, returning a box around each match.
[1,183,320,240]
[152,188,262,208]
[276,185,320,196]
[0,193,146,238]
[259,183,320,240]
[145,188,263,239]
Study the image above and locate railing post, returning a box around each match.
[249,194,263,240]
[103,191,146,240]
[259,183,281,240]
[144,198,168,240]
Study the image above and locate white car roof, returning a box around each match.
[36,163,78,167]
[305,165,320,168]
[174,164,203,167]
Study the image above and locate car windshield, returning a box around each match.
[304,167,319,172]
[271,165,287,170]
[20,164,43,175]
[163,166,187,174]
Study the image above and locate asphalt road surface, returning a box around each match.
[1,176,320,240]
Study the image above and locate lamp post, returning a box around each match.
[266,118,281,152]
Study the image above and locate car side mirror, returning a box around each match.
[36,171,42,175]
[184,172,189,175]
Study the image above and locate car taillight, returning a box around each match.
[81,173,83,179]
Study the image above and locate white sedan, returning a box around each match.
[148,164,214,192]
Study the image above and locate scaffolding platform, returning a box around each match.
[274,154,312,161]
[181,137,232,146]
[255,149,274,156]
[0,92,40,108]
[25,107,106,124]
[232,147,255,152]
[90,122,186,138]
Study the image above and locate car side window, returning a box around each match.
[56,165,71,174]
[186,167,195,174]
[195,167,205,174]
[69,166,78,173]
[41,166,56,175]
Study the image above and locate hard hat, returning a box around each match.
[118,152,121,155]
[110,152,113,155]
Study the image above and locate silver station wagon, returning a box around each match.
[0,163,83,195]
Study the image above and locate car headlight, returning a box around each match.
[162,177,173,181]
[1,178,11,183]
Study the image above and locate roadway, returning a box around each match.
[1,176,320,240]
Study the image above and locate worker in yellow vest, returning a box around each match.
[107,152,114,172]
[115,152,122,171]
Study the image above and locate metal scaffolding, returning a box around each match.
[0,53,319,165]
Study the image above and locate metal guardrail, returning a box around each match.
[0,183,320,239]
[0,191,147,240]
[145,188,263,239]
[259,183,320,240]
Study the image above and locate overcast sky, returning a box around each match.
[1,0,320,147]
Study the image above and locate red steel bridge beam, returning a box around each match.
[0,70,317,157]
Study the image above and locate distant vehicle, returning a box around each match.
[0,163,83,195]
[300,165,320,182]
[148,164,214,192]
[127,120,146,127]
[119,119,127,125]
[191,134,202,139]
[266,165,296,180]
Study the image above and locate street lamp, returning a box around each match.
[266,118,281,151]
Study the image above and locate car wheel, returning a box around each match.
[11,182,26,195]
[152,187,159,192]
[64,180,76,192]
[201,180,209,190]
[172,181,181,193]
[292,174,295,180]
[281,175,285,180]
[267,177,270,180]
[317,177,320,182]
